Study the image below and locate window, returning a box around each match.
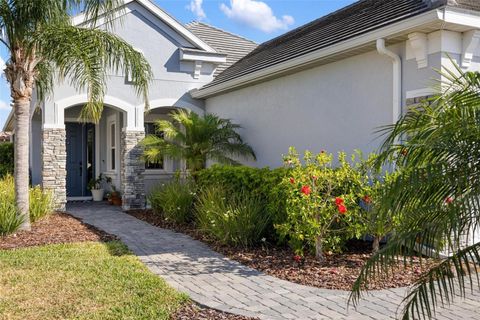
[145,122,164,170]
[108,121,116,171]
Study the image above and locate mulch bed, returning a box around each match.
[128,209,438,291]
[172,303,257,320]
[0,212,117,250]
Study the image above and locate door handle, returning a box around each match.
[79,161,82,177]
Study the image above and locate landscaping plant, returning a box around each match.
[357,154,402,253]
[148,177,196,225]
[0,143,14,178]
[0,175,52,236]
[2,0,152,230]
[196,186,270,247]
[351,67,480,319]
[277,148,365,261]
[142,110,256,178]
[196,165,288,240]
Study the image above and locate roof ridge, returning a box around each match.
[186,21,258,45]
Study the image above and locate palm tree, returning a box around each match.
[142,109,256,176]
[3,1,152,230]
[350,66,480,319]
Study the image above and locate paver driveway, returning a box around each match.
[67,202,480,320]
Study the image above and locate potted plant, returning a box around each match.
[88,174,111,201]
[108,185,122,206]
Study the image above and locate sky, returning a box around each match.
[0,0,356,130]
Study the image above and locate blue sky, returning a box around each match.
[0,0,356,129]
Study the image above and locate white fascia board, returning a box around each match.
[192,10,443,99]
[180,48,227,64]
[72,0,216,53]
[442,7,480,29]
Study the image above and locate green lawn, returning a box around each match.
[0,241,187,320]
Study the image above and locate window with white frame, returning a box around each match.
[145,122,164,170]
[107,119,116,171]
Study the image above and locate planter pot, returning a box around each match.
[91,189,104,202]
[112,196,122,206]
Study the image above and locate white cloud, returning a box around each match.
[186,0,207,21]
[220,0,294,33]
[0,100,11,110]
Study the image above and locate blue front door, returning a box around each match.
[66,123,95,198]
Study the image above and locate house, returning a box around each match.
[3,0,480,212]
[3,0,257,211]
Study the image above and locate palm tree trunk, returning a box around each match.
[13,98,31,230]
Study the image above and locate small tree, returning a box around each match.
[142,110,256,177]
[276,147,365,261]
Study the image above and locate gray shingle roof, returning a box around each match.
[199,0,479,92]
[185,22,258,77]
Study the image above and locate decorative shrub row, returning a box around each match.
[149,150,400,257]
[0,175,53,236]
[0,143,14,178]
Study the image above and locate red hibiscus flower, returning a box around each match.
[445,197,454,205]
[335,197,344,205]
[337,204,347,214]
[290,177,295,184]
[363,195,372,204]
[301,185,311,196]
[293,255,302,263]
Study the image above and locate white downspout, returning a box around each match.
[376,39,402,123]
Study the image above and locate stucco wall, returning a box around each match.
[43,1,211,127]
[205,49,398,168]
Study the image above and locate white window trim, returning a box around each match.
[106,114,118,173]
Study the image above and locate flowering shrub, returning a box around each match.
[276,147,365,261]
[357,155,402,252]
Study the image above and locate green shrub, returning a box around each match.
[0,143,14,178]
[30,185,53,223]
[196,186,270,247]
[0,176,22,235]
[196,165,288,239]
[276,148,366,260]
[0,175,52,236]
[148,179,195,224]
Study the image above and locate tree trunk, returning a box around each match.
[315,236,325,262]
[14,98,31,230]
[372,236,381,253]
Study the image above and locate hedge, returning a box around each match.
[0,143,13,178]
[196,165,289,240]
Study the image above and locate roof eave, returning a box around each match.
[192,8,446,99]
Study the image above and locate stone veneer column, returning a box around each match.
[121,130,146,210]
[42,128,67,211]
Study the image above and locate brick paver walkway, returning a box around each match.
[68,203,480,320]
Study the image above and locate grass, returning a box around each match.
[0,241,187,320]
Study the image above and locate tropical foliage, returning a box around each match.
[351,67,480,319]
[195,186,271,247]
[148,177,196,225]
[2,0,152,230]
[142,110,256,176]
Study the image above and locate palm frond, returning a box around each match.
[34,24,152,122]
